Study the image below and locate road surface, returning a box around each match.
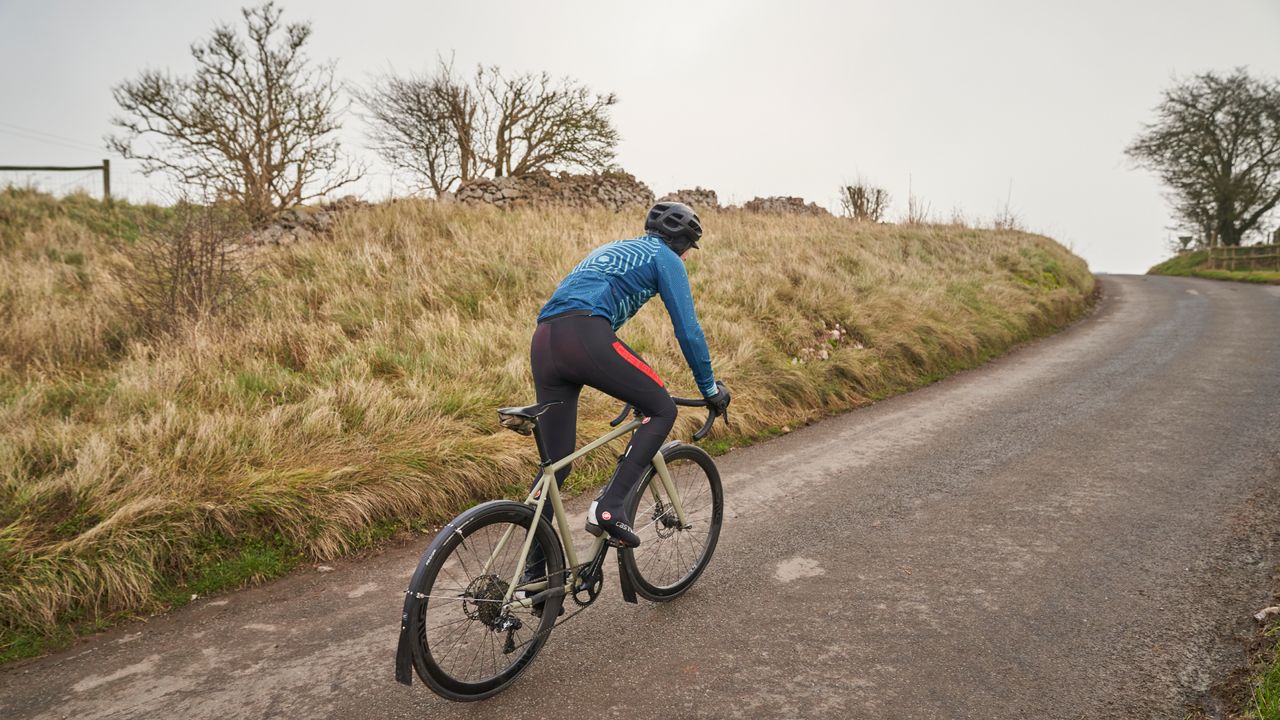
[3,275,1279,719]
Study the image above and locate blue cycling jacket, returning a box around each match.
[538,234,717,397]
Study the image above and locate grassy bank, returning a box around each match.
[0,189,1093,661]
[1249,631,1280,719]
[1149,250,1280,284]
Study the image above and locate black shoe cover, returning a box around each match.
[585,500,641,547]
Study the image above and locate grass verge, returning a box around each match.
[1250,628,1280,720]
[1149,250,1280,284]
[0,190,1094,662]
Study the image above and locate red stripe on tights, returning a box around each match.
[611,341,664,387]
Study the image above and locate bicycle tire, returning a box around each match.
[620,443,723,601]
[399,500,565,701]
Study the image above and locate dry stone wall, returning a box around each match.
[452,173,831,218]
[455,170,654,212]
[742,196,832,216]
[251,196,368,246]
[658,187,720,211]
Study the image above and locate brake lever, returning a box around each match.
[609,403,634,427]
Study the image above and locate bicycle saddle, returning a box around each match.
[496,402,560,435]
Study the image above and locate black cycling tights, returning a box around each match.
[530,314,676,523]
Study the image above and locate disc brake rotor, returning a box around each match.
[650,500,678,538]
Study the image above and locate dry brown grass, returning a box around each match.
[0,191,1093,656]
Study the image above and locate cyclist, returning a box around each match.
[530,201,731,549]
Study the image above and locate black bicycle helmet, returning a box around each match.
[644,201,703,254]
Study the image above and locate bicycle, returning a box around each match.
[394,393,727,701]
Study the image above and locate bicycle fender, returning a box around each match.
[616,550,638,604]
[395,525,441,687]
[393,500,540,687]
[395,597,416,686]
[659,440,684,454]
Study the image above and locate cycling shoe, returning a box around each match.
[584,500,641,547]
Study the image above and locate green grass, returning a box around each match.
[1149,250,1280,284]
[0,615,115,664]
[1184,269,1280,284]
[0,186,169,249]
[0,629,50,663]
[1246,626,1280,720]
[1,534,302,663]
[171,537,302,602]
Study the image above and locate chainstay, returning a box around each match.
[502,593,595,655]
[498,551,618,654]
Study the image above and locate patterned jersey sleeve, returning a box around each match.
[655,249,717,397]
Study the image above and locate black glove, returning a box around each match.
[706,380,731,416]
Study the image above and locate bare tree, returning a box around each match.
[109,2,361,223]
[1126,68,1280,247]
[991,180,1023,231]
[354,61,478,195]
[121,204,257,335]
[839,182,890,222]
[358,60,619,194]
[901,176,932,225]
[991,206,1024,231]
[475,66,619,178]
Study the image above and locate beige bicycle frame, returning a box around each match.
[485,417,693,609]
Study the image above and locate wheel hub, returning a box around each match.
[651,501,679,538]
[462,574,509,627]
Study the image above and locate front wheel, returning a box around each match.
[620,443,723,601]
[398,500,565,701]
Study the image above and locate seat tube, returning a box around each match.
[531,424,552,465]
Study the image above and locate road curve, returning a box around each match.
[3,275,1279,720]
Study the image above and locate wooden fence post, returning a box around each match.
[0,161,113,202]
[1208,243,1280,271]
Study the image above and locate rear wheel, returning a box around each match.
[620,443,723,601]
[405,501,565,701]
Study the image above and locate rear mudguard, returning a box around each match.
[394,500,557,686]
[394,600,416,685]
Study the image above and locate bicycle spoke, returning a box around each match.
[425,615,470,631]
[433,616,476,669]
[486,624,499,678]
[455,536,480,583]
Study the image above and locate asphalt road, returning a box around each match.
[3,275,1280,720]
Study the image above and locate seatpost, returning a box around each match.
[531,423,553,466]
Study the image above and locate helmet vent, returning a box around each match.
[644,201,703,249]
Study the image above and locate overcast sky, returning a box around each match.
[2,0,1279,272]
